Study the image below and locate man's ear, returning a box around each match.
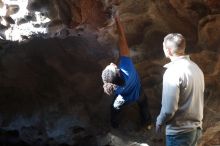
[167,48,173,56]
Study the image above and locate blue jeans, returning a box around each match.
[166,128,202,146]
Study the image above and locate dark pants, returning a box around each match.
[110,89,151,128]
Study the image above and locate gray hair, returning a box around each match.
[101,64,118,96]
[101,65,117,83]
[164,33,186,55]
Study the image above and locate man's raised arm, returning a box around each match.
[114,15,129,57]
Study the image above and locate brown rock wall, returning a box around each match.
[0,0,219,145]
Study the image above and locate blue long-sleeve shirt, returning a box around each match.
[114,56,141,103]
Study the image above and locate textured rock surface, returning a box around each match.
[0,0,220,145]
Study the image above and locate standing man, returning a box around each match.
[101,13,151,129]
[156,33,205,146]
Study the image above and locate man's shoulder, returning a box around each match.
[119,56,133,66]
[120,56,131,60]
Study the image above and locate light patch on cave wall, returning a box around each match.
[0,0,51,41]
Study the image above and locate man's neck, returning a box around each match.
[169,52,185,61]
[170,55,187,61]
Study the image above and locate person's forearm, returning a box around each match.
[156,111,173,125]
[114,16,129,56]
[157,78,180,125]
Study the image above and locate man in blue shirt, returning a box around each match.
[101,13,151,129]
